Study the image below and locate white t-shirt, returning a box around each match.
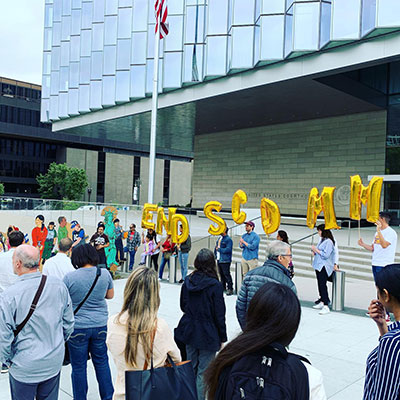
[303,362,327,400]
[42,252,75,280]
[0,248,17,292]
[371,226,398,267]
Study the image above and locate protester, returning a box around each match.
[43,238,75,280]
[215,227,234,295]
[204,282,326,400]
[363,264,400,400]
[42,221,57,262]
[158,234,176,280]
[113,219,125,264]
[125,224,141,271]
[277,230,294,279]
[58,216,69,241]
[90,223,110,267]
[148,228,161,272]
[239,221,260,276]
[63,244,114,400]
[0,244,74,399]
[311,225,336,315]
[31,215,48,260]
[107,267,181,400]
[236,240,296,329]
[139,233,154,265]
[71,220,86,248]
[175,248,227,400]
[178,224,191,283]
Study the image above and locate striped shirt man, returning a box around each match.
[363,320,400,399]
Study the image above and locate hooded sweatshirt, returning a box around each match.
[174,271,227,351]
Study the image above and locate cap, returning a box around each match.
[244,221,255,228]
[70,220,79,229]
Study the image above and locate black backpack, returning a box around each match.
[215,343,310,400]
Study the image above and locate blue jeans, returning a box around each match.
[128,249,136,270]
[115,237,124,261]
[9,372,60,400]
[186,345,216,400]
[68,326,114,400]
[159,254,171,279]
[179,252,189,280]
[372,265,384,282]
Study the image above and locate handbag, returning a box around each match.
[63,266,101,365]
[125,354,198,400]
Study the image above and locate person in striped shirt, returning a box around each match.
[364,263,400,400]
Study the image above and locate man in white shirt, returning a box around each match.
[358,212,398,281]
[0,231,25,293]
[42,238,75,280]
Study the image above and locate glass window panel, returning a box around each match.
[105,15,118,44]
[183,43,203,82]
[53,0,62,21]
[167,0,184,15]
[90,80,103,109]
[52,22,61,45]
[78,84,90,112]
[117,39,131,69]
[72,0,82,9]
[131,32,147,64]
[116,70,130,102]
[165,15,183,51]
[103,45,117,74]
[93,23,105,50]
[284,8,293,56]
[186,0,205,4]
[50,71,60,95]
[147,27,164,58]
[390,62,400,94]
[60,41,70,66]
[230,26,254,69]
[44,28,53,51]
[163,52,182,88]
[51,46,61,70]
[69,62,80,87]
[93,0,105,22]
[41,99,50,122]
[185,5,205,44]
[332,0,361,40]
[71,9,81,35]
[118,7,132,38]
[42,75,51,98]
[45,5,53,27]
[82,2,93,28]
[132,0,148,31]
[207,0,229,35]
[232,0,256,26]
[361,0,377,36]
[91,51,104,79]
[205,36,227,77]
[80,57,91,83]
[119,0,131,6]
[293,2,319,51]
[62,0,72,15]
[130,65,146,98]
[261,0,285,14]
[68,88,79,115]
[49,96,59,120]
[146,59,163,93]
[105,0,118,14]
[61,16,71,40]
[59,93,69,118]
[320,2,331,47]
[70,35,80,61]
[377,0,400,27]
[80,29,92,56]
[259,15,284,60]
[43,52,52,75]
[102,75,116,105]
[286,0,294,10]
[59,67,69,91]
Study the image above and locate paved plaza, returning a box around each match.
[0,277,380,399]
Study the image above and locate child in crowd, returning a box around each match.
[42,221,57,262]
[71,220,86,248]
[139,234,154,265]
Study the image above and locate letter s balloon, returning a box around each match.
[203,201,227,236]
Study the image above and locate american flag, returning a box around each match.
[155,0,169,39]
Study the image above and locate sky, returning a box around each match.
[0,1,45,85]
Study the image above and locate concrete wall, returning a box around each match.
[192,111,387,217]
[169,160,192,206]
[139,158,165,205]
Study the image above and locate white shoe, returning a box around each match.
[319,306,330,315]
[313,303,324,310]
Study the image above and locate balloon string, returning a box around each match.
[358,219,361,239]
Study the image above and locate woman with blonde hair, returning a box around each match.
[106,267,181,400]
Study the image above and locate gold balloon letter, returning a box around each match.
[260,198,281,235]
[203,201,227,236]
[156,207,177,235]
[232,190,248,225]
[350,175,383,223]
[141,203,157,230]
[170,214,189,244]
[306,187,339,230]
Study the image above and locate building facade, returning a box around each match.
[42,0,400,217]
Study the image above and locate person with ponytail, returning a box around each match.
[31,215,48,261]
[106,267,180,400]
[204,282,326,400]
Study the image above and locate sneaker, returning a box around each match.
[313,303,324,310]
[1,364,8,374]
[226,289,234,296]
[314,298,322,305]
[178,279,184,284]
[319,306,330,315]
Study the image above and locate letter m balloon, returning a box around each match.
[306,187,339,230]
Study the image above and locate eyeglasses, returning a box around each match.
[279,254,293,258]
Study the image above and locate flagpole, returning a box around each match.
[148,9,161,204]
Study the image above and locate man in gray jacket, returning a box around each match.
[236,240,297,329]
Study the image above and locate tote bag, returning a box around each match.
[125,354,198,400]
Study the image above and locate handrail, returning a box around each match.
[290,232,319,246]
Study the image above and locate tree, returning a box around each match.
[36,163,88,201]
[0,183,4,196]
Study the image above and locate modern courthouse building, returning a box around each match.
[42,0,400,217]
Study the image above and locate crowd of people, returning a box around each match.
[0,211,398,399]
